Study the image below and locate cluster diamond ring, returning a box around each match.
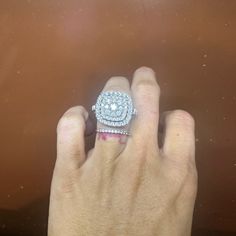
[92,91,136,134]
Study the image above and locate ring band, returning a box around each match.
[96,128,131,136]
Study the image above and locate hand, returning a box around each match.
[48,67,197,236]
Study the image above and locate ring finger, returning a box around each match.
[93,76,131,160]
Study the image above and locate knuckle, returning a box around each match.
[109,76,128,82]
[51,168,78,197]
[107,76,129,86]
[66,105,86,115]
[57,109,84,133]
[134,78,160,95]
[182,167,198,198]
[135,66,155,75]
[190,166,198,185]
[183,164,198,191]
[166,156,197,184]
[168,110,195,126]
[185,160,198,179]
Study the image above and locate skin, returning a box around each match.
[97,133,127,145]
[48,67,198,236]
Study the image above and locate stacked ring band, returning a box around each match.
[96,128,131,136]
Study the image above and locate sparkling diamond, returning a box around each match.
[116,110,121,116]
[110,104,117,110]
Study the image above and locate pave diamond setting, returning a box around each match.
[92,91,135,127]
[96,128,130,136]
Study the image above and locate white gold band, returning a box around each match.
[96,128,131,136]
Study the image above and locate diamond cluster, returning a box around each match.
[94,91,134,127]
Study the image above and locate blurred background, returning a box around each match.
[0,0,236,235]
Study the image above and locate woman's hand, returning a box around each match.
[48,67,197,236]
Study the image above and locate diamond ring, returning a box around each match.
[92,91,136,127]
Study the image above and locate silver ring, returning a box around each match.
[96,128,131,136]
[92,91,136,127]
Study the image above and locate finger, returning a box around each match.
[128,67,160,148]
[162,110,195,164]
[94,77,131,159]
[56,106,88,171]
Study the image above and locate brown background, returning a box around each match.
[0,0,236,235]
